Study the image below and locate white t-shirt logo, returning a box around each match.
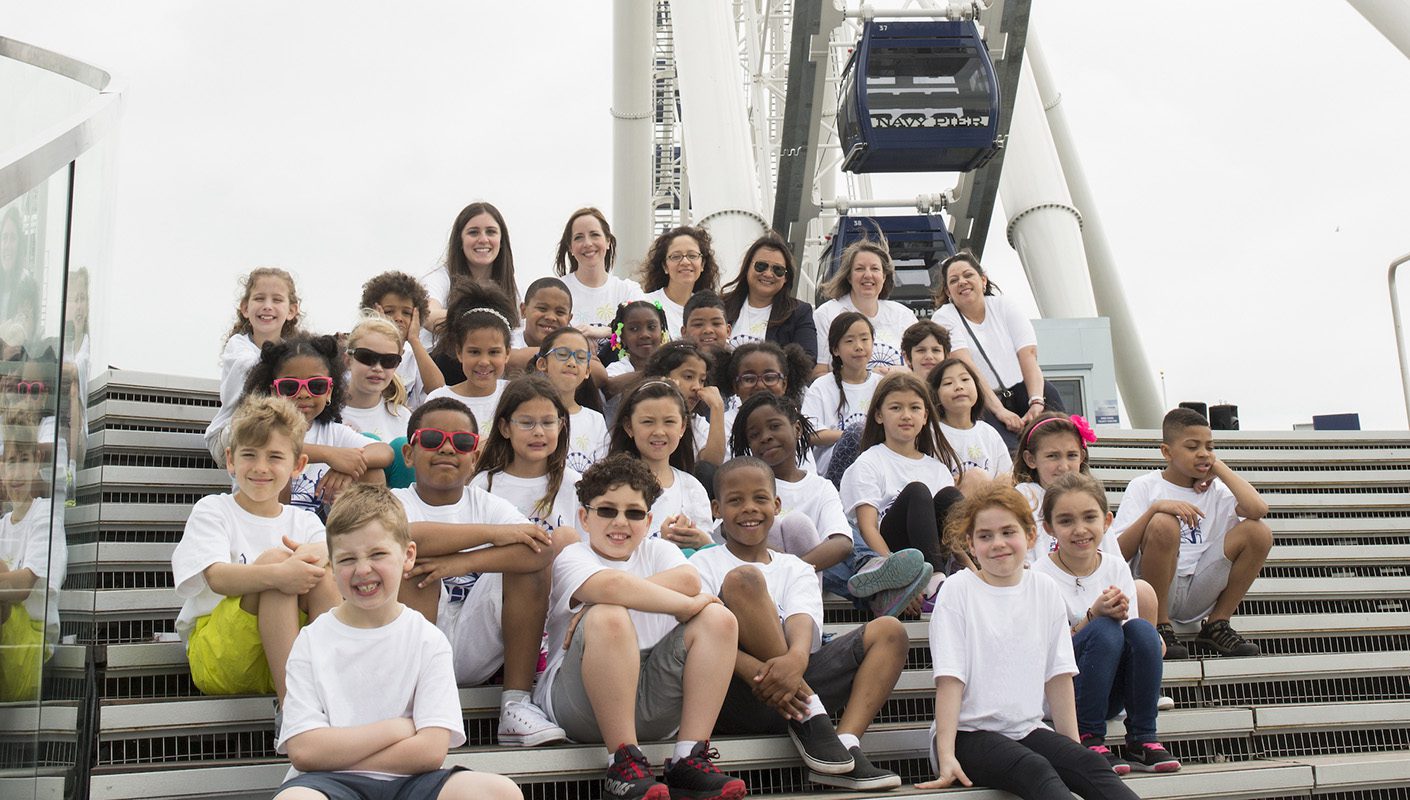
[869,342,902,370]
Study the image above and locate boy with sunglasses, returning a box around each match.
[536,453,746,800]
[391,397,567,747]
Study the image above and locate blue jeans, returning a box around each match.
[1071,616,1163,743]
[820,539,879,605]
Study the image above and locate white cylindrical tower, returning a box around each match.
[668,0,768,272]
[612,0,654,276]
[1027,34,1164,427]
[998,59,1096,319]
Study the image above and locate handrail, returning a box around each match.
[0,36,122,207]
[1391,252,1410,428]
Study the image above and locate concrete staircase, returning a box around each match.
[43,371,1410,799]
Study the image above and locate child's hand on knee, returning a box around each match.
[673,592,720,623]
[275,553,326,595]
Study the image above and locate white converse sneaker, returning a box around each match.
[498,699,566,746]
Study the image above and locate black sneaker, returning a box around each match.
[808,746,901,790]
[1085,741,1130,776]
[1125,741,1182,773]
[787,715,853,775]
[1196,619,1261,656]
[1156,623,1189,660]
[662,741,747,800]
[605,743,669,800]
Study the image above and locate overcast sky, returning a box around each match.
[5,0,1410,430]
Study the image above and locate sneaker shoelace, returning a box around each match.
[1141,742,1171,755]
[683,746,724,772]
[1206,621,1247,649]
[614,751,651,780]
[1087,744,1114,756]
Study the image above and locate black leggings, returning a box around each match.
[879,482,963,573]
[953,728,1138,800]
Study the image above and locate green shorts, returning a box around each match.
[188,596,306,695]
[0,603,46,701]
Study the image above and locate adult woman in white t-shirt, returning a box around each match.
[423,201,522,336]
[930,250,1063,444]
[640,225,720,338]
[553,207,646,339]
[720,232,818,363]
[812,239,916,378]
[423,202,522,386]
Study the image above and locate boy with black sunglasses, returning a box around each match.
[391,397,567,748]
[536,453,746,800]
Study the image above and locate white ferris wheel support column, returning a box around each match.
[668,0,769,269]
[1026,35,1164,428]
[612,0,654,277]
[998,60,1097,315]
[1347,0,1410,59]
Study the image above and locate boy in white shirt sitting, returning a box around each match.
[393,397,566,747]
[171,397,340,704]
[692,458,906,791]
[1110,408,1272,658]
[536,453,746,800]
[273,484,521,800]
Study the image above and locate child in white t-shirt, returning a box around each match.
[359,270,445,409]
[273,484,520,800]
[920,483,1138,800]
[727,393,852,572]
[804,312,881,476]
[644,340,728,468]
[469,376,581,532]
[0,423,67,701]
[340,314,413,443]
[241,334,395,516]
[693,458,904,791]
[608,379,714,554]
[930,358,1011,481]
[1109,408,1271,659]
[392,397,566,748]
[425,284,516,432]
[205,268,301,464]
[840,373,966,616]
[1032,473,1179,775]
[532,326,610,474]
[536,453,745,800]
[171,397,339,703]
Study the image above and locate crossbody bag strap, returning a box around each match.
[954,306,1011,390]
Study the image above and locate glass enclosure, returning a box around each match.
[0,35,119,800]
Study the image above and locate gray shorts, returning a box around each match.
[713,625,867,735]
[1132,538,1233,626]
[278,767,464,800]
[550,622,688,743]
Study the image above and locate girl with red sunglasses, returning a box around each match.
[241,334,393,516]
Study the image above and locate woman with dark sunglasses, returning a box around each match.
[720,232,817,364]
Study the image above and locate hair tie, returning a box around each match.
[1022,413,1096,451]
[462,306,510,327]
[610,322,625,356]
[1069,414,1097,445]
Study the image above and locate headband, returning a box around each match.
[462,306,511,327]
[1022,414,1098,450]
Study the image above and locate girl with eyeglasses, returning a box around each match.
[470,376,580,533]
[340,313,412,443]
[608,379,714,553]
[534,327,608,474]
[641,226,720,338]
[720,232,818,363]
[241,334,393,515]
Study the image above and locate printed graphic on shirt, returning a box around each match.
[869,341,903,370]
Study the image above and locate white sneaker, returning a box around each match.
[1157,695,1176,711]
[498,699,566,746]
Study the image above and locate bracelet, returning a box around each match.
[1029,397,1047,406]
